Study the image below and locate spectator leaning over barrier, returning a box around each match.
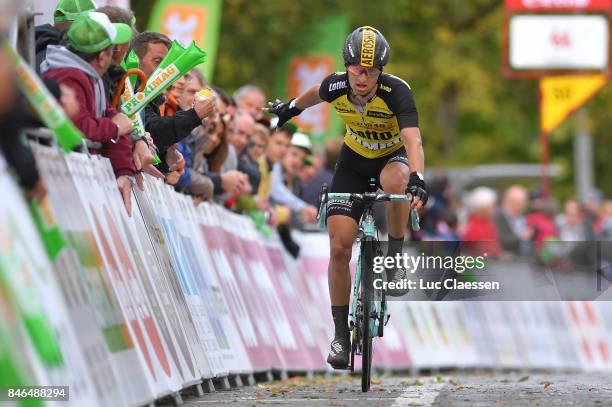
[257,126,291,211]
[192,97,250,199]
[234,84,265,121]
[97,6,163,186]
[270,131,318,225]
[41,11,138,216]
[131,32,215,174]
[175,71,214,201]
[35,0,98,72]
[0,41,45,202]
[493,185,533,257]
[227,109,260,194]
[97,5,136,97]
[281,131,313,195]
[297,137,341,207]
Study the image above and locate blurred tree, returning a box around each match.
[131,0,611,199]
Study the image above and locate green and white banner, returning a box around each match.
[273,15,349,142]
[148,0,222,82]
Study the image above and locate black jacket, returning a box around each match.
[0,99,39,190]
[238,148,261,194]
[103,62,127,102]
[35,24,62,73]
[143,95,202,172]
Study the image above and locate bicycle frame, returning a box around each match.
[317,186,420,387]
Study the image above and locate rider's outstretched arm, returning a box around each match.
[294,84,323,110]
[266,84,323,127]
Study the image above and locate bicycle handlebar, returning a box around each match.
[317,191,421,232]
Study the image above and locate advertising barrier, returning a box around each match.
[3,147,612,406]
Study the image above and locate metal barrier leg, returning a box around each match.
[242,373,256,386]
[202,378,215,393]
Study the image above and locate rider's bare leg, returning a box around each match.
[380,161,410,242]
[326,215,358,367]
[328,215,358,306]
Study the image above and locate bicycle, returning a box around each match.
[317,178,420,392]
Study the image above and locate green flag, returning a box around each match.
[4,40,83,152]
[148,0,222,82]
[273,15,349,143]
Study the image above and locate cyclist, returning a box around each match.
[266,26,428,369]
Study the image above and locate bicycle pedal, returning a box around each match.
[330,364,352,370]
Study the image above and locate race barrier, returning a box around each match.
[2,147,612,406]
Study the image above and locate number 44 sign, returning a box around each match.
[540,74,607,135]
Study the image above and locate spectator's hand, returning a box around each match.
[133,139,164,179]
[59,84,80,117]
[267,209,278,227]
[165,170,183,185]
[134,172,144,191]
[117,175,132,217]
[520,226,535,241]
[144,132,157,155]
[221,170,247,195]
[255,195,269,212]
[300,205,318,224]
[165,144,184,172]
[111,113,134,136]
[194,95,217,120]
[236,179,252,197]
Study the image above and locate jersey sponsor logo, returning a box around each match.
[329,81,347,92]
[349,132,401,151]
[367,110,393,119]
[360,28,376,67]
[348,126,396,141]
[335,107,355,114]
[379,84,392,92]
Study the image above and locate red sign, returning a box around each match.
[505,0,611,10]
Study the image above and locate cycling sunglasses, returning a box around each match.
[346,65,381,77]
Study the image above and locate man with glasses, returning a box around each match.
[267,26,428,369]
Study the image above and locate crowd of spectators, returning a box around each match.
[2,0,611,262]
[0,0,339,256]
[422,175,612,267]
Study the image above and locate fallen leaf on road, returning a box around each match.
[543,382,551,390]
[402,379,424,386]
[518,375,530,382]
[324,387,333,392]
[435,374,445,383]
[449,379,460,387]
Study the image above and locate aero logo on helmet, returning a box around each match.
[360,28,376,67]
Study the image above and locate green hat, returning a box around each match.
[68,11,132,53]
[54,0,98,23]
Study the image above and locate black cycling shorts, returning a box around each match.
[327,144,410,223]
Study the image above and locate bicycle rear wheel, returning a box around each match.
[360,238,375,392]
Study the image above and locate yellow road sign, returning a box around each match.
[540,75,607,135]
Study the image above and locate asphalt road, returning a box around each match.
[176,371,612,406]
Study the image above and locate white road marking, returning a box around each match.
[391,383,444,407]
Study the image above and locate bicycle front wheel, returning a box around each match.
[360,238,375,392]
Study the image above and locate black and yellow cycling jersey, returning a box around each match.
[318,72,419,159]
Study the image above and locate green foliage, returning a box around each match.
[132,0,611,198]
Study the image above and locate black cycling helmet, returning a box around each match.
[343,26,390,69]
